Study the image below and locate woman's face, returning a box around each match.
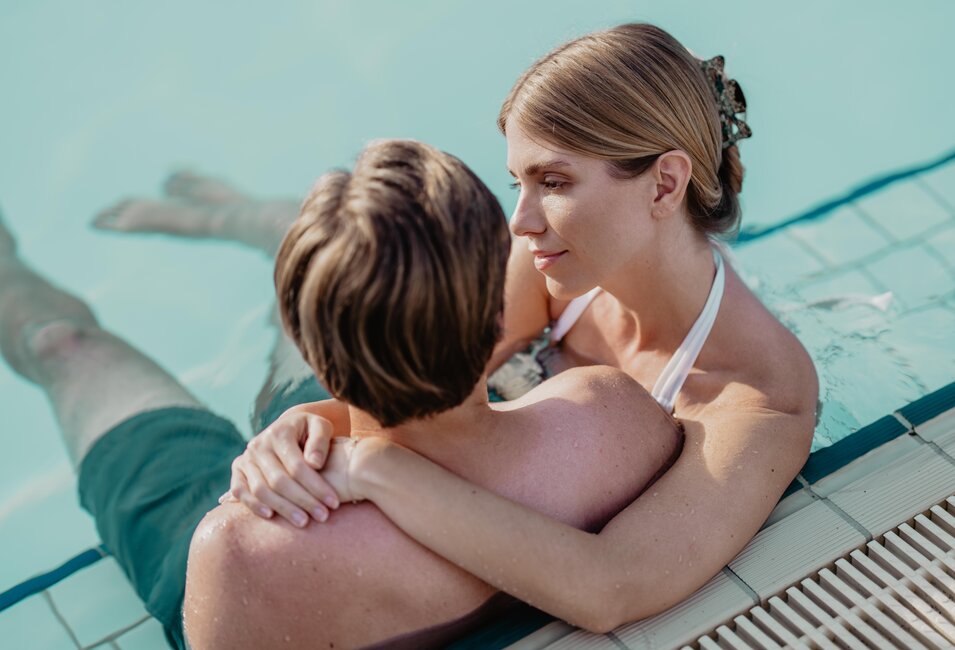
[505,118,659,300]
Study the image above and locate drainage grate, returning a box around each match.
[688,495,955,649]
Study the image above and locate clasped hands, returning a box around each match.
[218,403,368,527]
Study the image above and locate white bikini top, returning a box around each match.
[549,246,726,413]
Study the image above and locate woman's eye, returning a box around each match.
[509,181,521,190]
[542,180,566,190]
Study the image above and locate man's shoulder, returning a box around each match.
[184,502,492,648]
[528,364,656,411]
[517,364,677,437]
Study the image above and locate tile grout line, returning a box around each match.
[850,202,900,245]
[784,230,833,269]
[42,590,83,650]
[80,614,153,649]
[913,174,955,216]
[898,411,955,471]
[604,631,632,650]
[720,566,760,606]
[801,484,873,543]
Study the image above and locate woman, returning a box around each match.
[218,22,818,632]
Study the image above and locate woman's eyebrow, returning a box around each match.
[507,160,571,178]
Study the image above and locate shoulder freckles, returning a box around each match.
[558,365,642,400]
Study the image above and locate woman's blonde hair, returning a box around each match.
[275,139,511,427]
[499,22,746,238]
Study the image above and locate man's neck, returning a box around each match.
[346,376,494,453]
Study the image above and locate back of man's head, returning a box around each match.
[275,139,512,427]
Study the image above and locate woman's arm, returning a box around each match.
[349,397,814,632]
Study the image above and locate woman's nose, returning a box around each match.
[509,191,546,237]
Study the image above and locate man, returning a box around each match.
[184,139,682,648]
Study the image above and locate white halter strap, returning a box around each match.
[549,286,602,343]
[650,247,725,413]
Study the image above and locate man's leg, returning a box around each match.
[91,171,321,432]
[0,213,202,469]
[93,170,300,257]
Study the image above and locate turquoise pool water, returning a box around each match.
[1,2,954,647]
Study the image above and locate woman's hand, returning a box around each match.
[220,405,345,527]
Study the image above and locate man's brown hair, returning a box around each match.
[275,139,511,427]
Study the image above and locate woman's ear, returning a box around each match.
[650,150,693,218]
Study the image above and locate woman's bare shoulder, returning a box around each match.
[712,264,819,419]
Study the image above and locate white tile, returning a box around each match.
[0,594,77,650]
[729,501,866,600]
[761,486,815,530]
[505,622,575,650]
[0,464,101,591]
[827,444,955,537]
[936,430,955,460]
[796,268,882,303]
[613,571,756,649]
[786,206,891,266]
[919,163,955,212]
[864,244,953,311]
[912,406,955,442]
[811,435,922,498]
[925,224,955,267]
[731,233,826,291]
[116,616,170,650]
[876,308,955,390]
[48,556,149,648]
[855,182,952,242]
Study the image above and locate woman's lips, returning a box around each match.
[532,250,566,271]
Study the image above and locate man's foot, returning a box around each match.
[92,171,299,256]
[163,170,247,205]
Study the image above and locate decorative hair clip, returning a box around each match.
[699,55,752,149]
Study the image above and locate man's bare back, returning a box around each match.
[183,365,682,649]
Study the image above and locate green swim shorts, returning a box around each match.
[76,377,332,649]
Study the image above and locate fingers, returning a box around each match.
[226,460,273,519]
[247,446,332,526]
[303,415,335,469]
[273,420,340,510]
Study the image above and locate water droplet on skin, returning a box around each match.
[678,555,684,563]
[356,567,363,577]
[615,583,622,590]
[664,570,671,575]
[652,492,659,497]
[284,634,291,643]
[242,596,249,606]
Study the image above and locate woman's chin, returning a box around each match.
[544,276,597,301]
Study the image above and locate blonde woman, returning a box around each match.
[105,23,818,634]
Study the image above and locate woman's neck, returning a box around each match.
[599,225,718,356]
